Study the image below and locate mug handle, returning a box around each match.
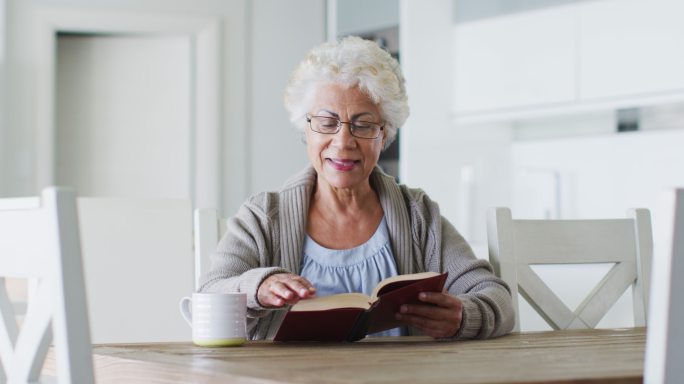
[179,297,193,327]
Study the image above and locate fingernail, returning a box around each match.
[400,305,408,313]
[300,289,308,296]
[419,292,427,300]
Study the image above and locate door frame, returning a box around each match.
[33,7,221,209]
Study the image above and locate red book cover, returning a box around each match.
[273,272,448,342]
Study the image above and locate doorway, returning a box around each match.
[55,33,192,198]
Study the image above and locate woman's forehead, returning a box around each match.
[311,84,379,112]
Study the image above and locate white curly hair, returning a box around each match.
[284,36,409,149]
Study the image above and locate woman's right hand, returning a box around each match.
[257,273,316,308]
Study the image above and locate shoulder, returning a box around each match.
[400,184,434,209]
[371,167,441,228]
[239,166,316,218]
[402,185,441,239]
[393,179,439,217]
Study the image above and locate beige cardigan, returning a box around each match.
[200,166,515,340]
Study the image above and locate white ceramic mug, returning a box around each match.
[179,292,247,347]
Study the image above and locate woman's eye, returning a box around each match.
[317,118,337,127]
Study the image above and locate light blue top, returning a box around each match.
[300,216,406,337]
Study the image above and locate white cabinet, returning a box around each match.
[579,0,684,100]
[452,0,684,119]
[453,5,577,114]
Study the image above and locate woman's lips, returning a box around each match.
[327,158,358,171]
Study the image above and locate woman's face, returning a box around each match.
[306,83,386,192]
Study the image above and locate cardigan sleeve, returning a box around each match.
[197,196,290,319]
[440,218,516,339]
[406,188,515,340]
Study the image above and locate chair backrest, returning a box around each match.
[193,208,228,290]
[0,187,94,383]
[487,207,652,332]
[644,189,684,384]
[76,197,194,343]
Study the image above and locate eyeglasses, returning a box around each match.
[306,115,384,139]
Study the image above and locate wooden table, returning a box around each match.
[48,327,645,383]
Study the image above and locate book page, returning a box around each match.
[290,292,372,312]
[371,271,441,299]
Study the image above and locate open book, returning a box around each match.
[274,271,448,342]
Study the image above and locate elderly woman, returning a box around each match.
[200,36,514,340]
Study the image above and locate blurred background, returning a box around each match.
[2,0,682,332]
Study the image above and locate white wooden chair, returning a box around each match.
[0,187,94,383]
[193,208,228,290]
[487,207,652,332]
[644,189,684,384]
[76,197,194,343]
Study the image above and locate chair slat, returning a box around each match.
[10,282,53,382]
[0,197,40,210]
[517,266,575,330]
[513,219,637,264]
[193,208,231,291]
[631,208,653,326]
[0,281,19,365]
[194,208,219,290]
[575,262,635,327]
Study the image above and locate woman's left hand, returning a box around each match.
[395,291,463,339]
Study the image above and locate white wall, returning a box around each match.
[1,0,325,216]
[400,0,512,258]
[452,0,574,24]
[399,0,454,210]
[337,0,398,36]
[512,129,684,225]
[249,0,322,193]
[3,0,32,198]
[0,0,5,195]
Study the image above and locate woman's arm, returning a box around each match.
[437,217,516,339]
[398,193,515,339]
[197,199,291,317]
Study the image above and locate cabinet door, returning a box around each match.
[579,0,684,100]
[453,4,577,114]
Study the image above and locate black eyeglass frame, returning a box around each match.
[306,114,385,139]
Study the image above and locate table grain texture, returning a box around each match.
[45,327,645,384]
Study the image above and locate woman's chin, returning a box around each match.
[320,172,365,191]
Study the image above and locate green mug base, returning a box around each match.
[194,338,246,347]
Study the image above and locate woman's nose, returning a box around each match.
[331,122,357,147]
